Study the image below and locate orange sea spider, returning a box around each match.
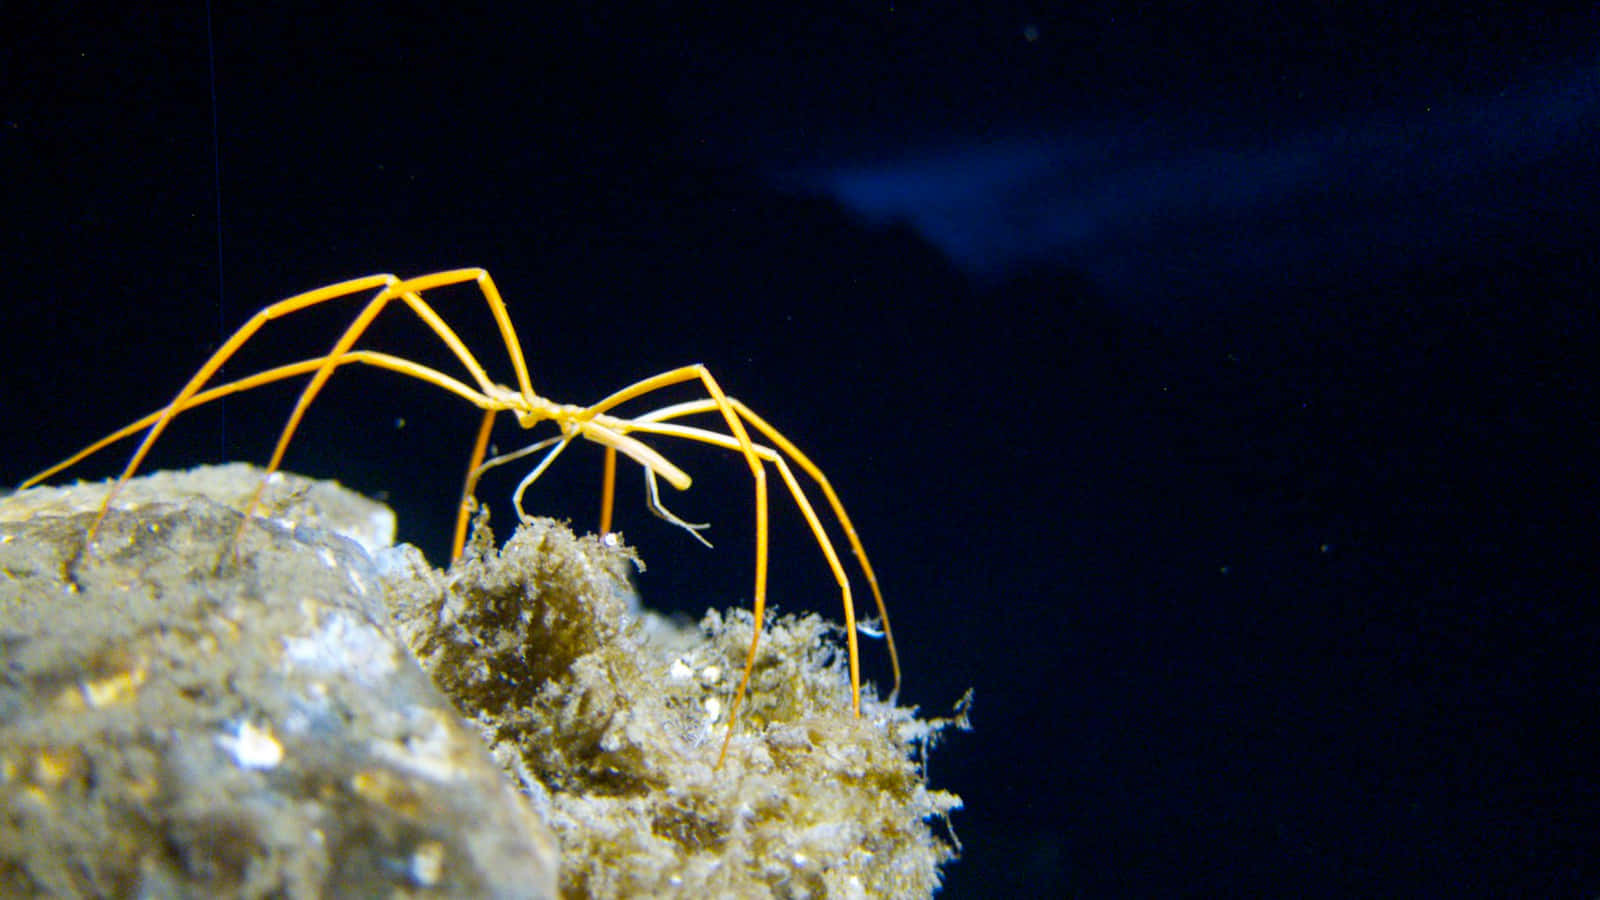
[22,268,899,764]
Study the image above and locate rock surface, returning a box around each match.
[387,512,967,898]
[1,465,966,898]
[0,465,558,898]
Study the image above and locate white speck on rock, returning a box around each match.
[283,610,397,684]
[216,720,284,770]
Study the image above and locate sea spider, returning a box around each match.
[22,268,899,764]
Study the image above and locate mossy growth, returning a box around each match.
[386,516,966,898]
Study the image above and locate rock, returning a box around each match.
[0,465,558,898]
[1,464,967,899]
[388,517,968,898]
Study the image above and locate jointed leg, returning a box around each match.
[720,398,898,697]
[81,273,385,541]
[599,448,618,535]
[454,408,500,560]
[630,398,900,700]
[642,469,713,547]
[24,349,494,493]
[580,369,896,763]
[235,271,532,544]
[623,411,896,763]
[59,269,532,547]
[457,431,574,558]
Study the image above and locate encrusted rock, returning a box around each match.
[0,466,558,898]
[2,464,967,899]
[389,516,968,898]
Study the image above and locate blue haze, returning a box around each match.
[799,62,1599,302]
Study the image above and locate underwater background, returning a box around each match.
[5,2,1596,894]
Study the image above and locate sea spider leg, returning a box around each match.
[642,468,713,547]
[45,270,534,547]
[563,369,896,763]
[27,270,899,773]
[454,414,703,559]
[232,269,537,547]
[618,409,898,764]
[22,352,493,492]
[636,397,899,702]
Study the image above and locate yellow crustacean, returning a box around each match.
[21,268,899,765]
